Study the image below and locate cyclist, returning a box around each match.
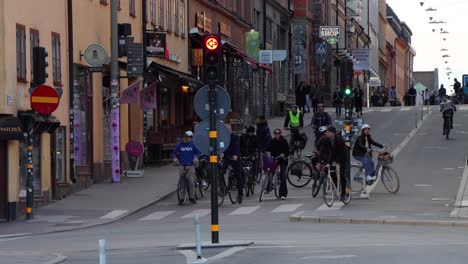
[266,128,290,200]
[352,124,386,185]
[440,96,456,135]
[315,126,328,146]
[223,124,244,204]
[315,126,347,201]
[311,104,332,144]
[241,126,258,191]
[284,104,304,147]
[255,115,272,152]
[172,131,201,205]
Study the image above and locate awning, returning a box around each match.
[222,41,273,75]
[0,114,23,140]
[147,62,204,89]
[18,110,61,135]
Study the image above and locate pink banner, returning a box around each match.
[119,80,141,104]
[73,99,83,166]
[111,108,121,182]
[140,82,157,110]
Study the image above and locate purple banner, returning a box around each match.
[111,108,121,182]
[119,80,141,104]
[140,82,157,110]
[73,99,83,166]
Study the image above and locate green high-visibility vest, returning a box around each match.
[289,111,301,127]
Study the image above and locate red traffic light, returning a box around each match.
[205,36,219,51]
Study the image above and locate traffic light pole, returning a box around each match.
[209,84,219,243]
[26,119,34,220]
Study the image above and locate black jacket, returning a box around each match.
[316,135,346,164]
[256,120,272,150]
[311,112,332,128]
[352,134,383,158]
[267,136,290,159]
[240,134,257,157]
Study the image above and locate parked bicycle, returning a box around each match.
[286,152,316,188]
[350,148,400,194]
[259,155,283,202]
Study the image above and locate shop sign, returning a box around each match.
[146,31,166,57]
[192,49,203,66]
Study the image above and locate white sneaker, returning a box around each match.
[281,196,286,200]
[366,175,377,181]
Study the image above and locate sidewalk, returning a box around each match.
[0,252,67,264]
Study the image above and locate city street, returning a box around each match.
[2,106,468,263]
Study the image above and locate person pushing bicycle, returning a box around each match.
[172,131,201,205]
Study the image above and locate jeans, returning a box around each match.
[305,95,311,112]
[335,104,342,117]
[178,165,196,199]
[355,156,375,177]
[278,161,288,197]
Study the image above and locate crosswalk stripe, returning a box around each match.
[272,203,302,213]
[99,210,128,219]
[182,209,211,219]
[316,203,343,211]
[380,108,392,112]
[228,206,261,215]
[139,211,175,221]
[400,107,412,111]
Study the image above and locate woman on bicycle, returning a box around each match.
[266,128,290,200]
[352,124,386,184]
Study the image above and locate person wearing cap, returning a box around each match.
[352,124,386,184]
[172,131,201,205]
[311,103,332,143]
[315,126,347,201]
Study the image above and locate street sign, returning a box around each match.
[369,77,381,87]
[272,50,287,61]
[319,26,340,38]
[30,85,60,115]
[259,50,273,64]
[194,85,231,120]
[315,43,327,55]
[88,66,103,72]
[84,44,108,67]
[127,42,144,77]
[193,119,231,155]
[352,48,370,71]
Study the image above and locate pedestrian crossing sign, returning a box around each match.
[316,43,327,55]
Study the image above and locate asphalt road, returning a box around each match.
[3,106,468,264]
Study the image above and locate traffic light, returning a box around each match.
[203,34,222,85]
[344,79,353,97]
[340,60,353,97]
[33,46,48,86]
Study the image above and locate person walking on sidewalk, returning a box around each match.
[267,128,290,200]
[223,124,244,204]
[172,131,201,205]
[304,83,311,113]
[333,86,343,118]
[388,86,397,106]
[354,86,364,117]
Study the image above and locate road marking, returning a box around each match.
[432,197,452,201]
[272,203,303,213]
[459,166,465,169]
[316,203,343,211]
[302,255,356,259]
[418,132,428,135]
[455,131,468,134]
[400,107,412,111]
[210,247,246,261]
[378,216,397,219]
[380,108,392,112]
[459,106,468,111]
[99,210,128,219]
[0,233,31,238]
[461,200,468,206]
[413,184,432,187]
[283,250,334,254]
[182,209,211,218]
[139,211,175,221]
[454,124,463,126]
[228,206,260,215]
[443,168,456,170]
[178,250,197,264]
[392,133,401,136]
[424,146,448,150]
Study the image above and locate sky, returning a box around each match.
[386,0,467,92]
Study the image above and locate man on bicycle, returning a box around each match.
[352,124,386,184]
[223,124,244,204]
[311,104,332,144]
[241,126,258,185]
[315,126,347,201]
[283,104,304,148]
[440,96,456,135]
[172,131,201,205]
[267,128,290,200]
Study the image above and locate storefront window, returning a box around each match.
[19,134,41,195]
[73,65,92,166]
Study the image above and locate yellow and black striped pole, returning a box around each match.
[26,126,34,220]
[209,86,219,243]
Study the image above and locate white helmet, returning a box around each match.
[319,126,328,132]
[184,131,194,137]
[361,124,371,131]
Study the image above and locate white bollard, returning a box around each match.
[192,214,207,264]
[99,239,106,264]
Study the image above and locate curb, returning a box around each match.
[176,241,254,250]
[289,215,468,228]
[41,253,67,264]
[453,156,468,209]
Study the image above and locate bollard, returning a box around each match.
[99,239,106,264]
[193,214,207,264]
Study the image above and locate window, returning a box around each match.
[265,17,272,42]
[159,0,165,29]
[130,0,136,16]
[174,0,179,35]
[150,0,157,25]
[100,0,108,5]
[54,127,67,183]
[179,0,185,36]
[52,32,62,85]
[118,0,121,10]
[167,0,172,32]
[30,29,39,82]
[16,24,26,82]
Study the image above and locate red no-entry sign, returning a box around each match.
[30,85,60,115]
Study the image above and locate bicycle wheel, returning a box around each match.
[196,177,205,198]
[216,177,225,207]
[323,177,335,207]
[342,178,352,205]
[273,168,281,199]
[350,164,365,192]
[445,126,450,140]
[311,171,322,198]
[202,167,211,190]
[256,158,263,184]
[259,173,269,202]
[177,176,187,205]
[287,161,313,188]
[381,166,400,193]
[228,174,239,204]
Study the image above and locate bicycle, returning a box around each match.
[350,148,400,194]
[443,111,453,140]
[320,163,351,207]
[241,156,256,197]
[219,157,243,204]
[286,152,316,188]
[259,155,283,202]
[286,127,304,159]
[175,164,195,205]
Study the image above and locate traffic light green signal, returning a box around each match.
[343,79,352,97]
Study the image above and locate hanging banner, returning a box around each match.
[352,48,370,71]
[119,80,142,104]
[246,31,260,61]
[111,108,121,182]
[140,82,157,110]
[146,31,166,57]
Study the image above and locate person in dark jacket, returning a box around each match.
[311,104,332,143]
[438,84,447,103]
[296,81,307,113]
[333,87,343,118]
[408,86,417,106]
[352,124,386,184]
[223,124,244,203]
[255,116,272,152]
[240,126,257,157]
[354,86,364,117]
[315,126,347,200]
[266,128,290,200]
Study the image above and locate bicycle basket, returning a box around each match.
[378,152,393,164]
[262,156,278,172]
